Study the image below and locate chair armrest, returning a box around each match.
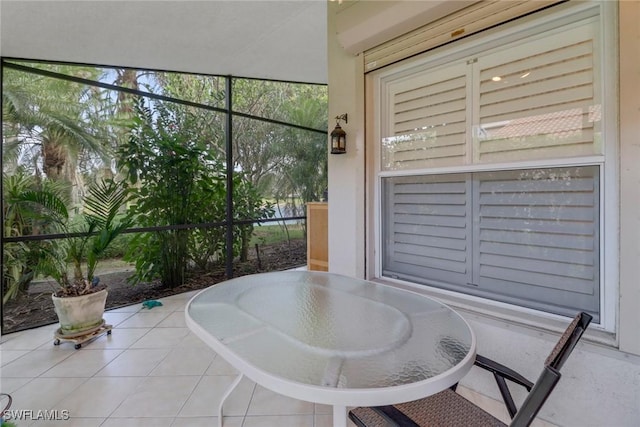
[474,354,534,391]
[474,354,534,419]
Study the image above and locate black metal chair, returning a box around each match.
[349,312,592,427]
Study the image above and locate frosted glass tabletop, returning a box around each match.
[186,271,475,422]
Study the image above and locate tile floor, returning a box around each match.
[0,290,337,427]
[0,289,551,427]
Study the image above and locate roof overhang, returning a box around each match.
[0,0,328,84]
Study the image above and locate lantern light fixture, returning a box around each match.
[330,113,348,154]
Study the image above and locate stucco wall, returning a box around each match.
[327,1,640,425]
[327,2,365,279]
[618,0,640,356]
[464,314,640,426]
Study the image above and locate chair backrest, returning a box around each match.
[509,312,593,427]
[544,312,593,370]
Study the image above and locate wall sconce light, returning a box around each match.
[330,113,348,154]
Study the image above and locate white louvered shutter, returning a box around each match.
[474,19,601,163]
[382,62,468,171]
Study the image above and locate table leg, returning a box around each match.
[218,373,244,427]
[333,405,348,427]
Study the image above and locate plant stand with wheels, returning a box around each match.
[53,321,113,349]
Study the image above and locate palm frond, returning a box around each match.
[83,179,130,228]
[19,190,69,223]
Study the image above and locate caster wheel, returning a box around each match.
[74,344,81,350]
[54,339,60,346]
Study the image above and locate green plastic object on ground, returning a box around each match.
[141,300,163,309]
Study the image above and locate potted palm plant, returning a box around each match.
[44,178,132,338]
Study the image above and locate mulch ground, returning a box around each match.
[3,240,306,334]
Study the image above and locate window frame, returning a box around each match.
[369,1,618,332]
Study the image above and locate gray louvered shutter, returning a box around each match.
[382,167,600,320]
[382,174,471,287]
[472,167,600,320]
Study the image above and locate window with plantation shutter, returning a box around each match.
[375,4,611,323]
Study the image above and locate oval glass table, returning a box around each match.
[185,271,476,427]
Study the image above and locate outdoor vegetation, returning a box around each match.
[1,60,328,333]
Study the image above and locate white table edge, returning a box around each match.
[185,274,477,426]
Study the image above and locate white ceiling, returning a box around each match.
[0,0,328,84]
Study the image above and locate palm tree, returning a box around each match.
[2,64,110,205]
[2,169,69,302]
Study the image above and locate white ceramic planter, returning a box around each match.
[52,288,108,336]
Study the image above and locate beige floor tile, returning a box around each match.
[117,312,171,328]
[102,312,135,327]
[156,312,187,328]
[129,327,190,349]
[171,416,243,427]
[1,350,29,366]
[314,403,332,415]
[456,385,557,427]
[110,375,200,418]
[1,349,74,378]
[101,417,173,427]
[8,377,87,414]
[180,331,211,348]
[159,293,192,302]
[0,377,32,393]
[29,417,104,427]
[178,375,255,417]
[54,377,142,418]
[315,414,339,427]
[205,355,239,376]
[241,414,314,427]
[95,348,170,377]
[0,326,58,351]
[140,299,186,313]
[149,346,216,376]
[106,305,143,314]
[176,290,200,300]
[40,349,122,378]
[332,412,361,427]
[246,385,314,416]
[80,328,149,350]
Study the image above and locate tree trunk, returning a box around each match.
[42,140,66,181]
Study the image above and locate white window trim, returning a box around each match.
[369,0,618,336]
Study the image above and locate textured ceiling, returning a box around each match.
[0,0,328,84]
